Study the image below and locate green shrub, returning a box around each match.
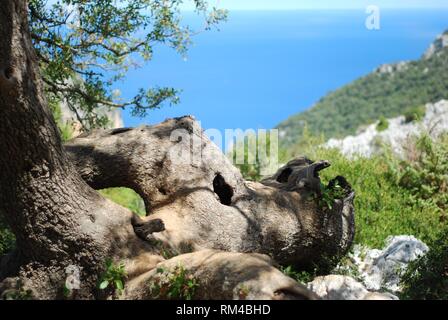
[0,217,15,256]
[48,97,75,142]
[280,265,315,284]
[148,265,199,300]
[317,180,347,210]
[390,134,448,299]
[400,229,448,300]
[59,123,74,142]
[377,116,389,132]
[287,132,446,248]
[388,134,448,212]
[404,105,426,123]
[98,259,127,297]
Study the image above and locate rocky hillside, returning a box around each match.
[277,30,448,148]
[325,100,448,158]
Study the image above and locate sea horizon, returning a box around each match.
[119,9,448,133]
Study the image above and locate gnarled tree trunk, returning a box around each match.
[0,0,354,300]
[66,118,355,270]
[0,0,155,299]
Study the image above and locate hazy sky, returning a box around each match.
[46,0,448,10]
[195,0,448,10]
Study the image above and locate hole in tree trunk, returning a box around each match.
[110,128,133,135]
[3,67,13,80]
[213,174,234,206]
[277,168,292,183]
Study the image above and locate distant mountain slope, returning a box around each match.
[277,30,448,148]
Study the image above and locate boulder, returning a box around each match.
[355,236,429,292]
[307,275,398,300]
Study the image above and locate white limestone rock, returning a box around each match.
[352,236,429,292]
[325,100,448,158]
[375,61,409,74]
[424,30,448,59]
[307,275,398,300]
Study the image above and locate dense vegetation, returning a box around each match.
[237,129,447,248]
[237,129,447,298]
[277,36,448,148]
[286,131,447,248]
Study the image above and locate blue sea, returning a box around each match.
[119,9,448,133]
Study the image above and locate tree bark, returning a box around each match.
[124,249,317,300]
[0,0,149,299]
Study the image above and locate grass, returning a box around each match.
[99,187,146,216]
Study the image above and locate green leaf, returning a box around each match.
[115,280,124,290]
[63,285,71,297]
[99,280,109,290]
